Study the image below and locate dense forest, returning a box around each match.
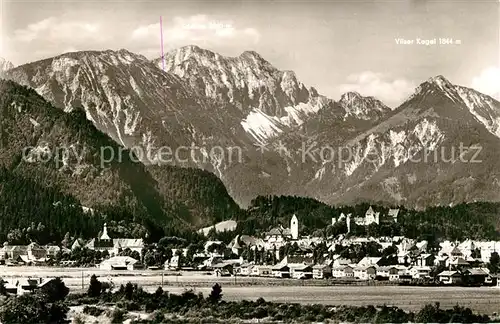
[235,195,500,243]
[1,171,499,246]
[0,80,243,243]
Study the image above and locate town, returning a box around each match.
[1,206,499,294]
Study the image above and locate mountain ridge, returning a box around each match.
[5,47,500,209]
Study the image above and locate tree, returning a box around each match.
[207,227,217,240]
[60,232,71,248]
[471,248,481,259]
[154,286,164,298]
[366,223,380,237]
[130,250,140,261]
[186,244,197,265]
[39,277,69,302]
[488,252,500,274]
[87,274,102,297]
[0,279,6,296]
[207,283,223,304]
[143,251,155,267]
[124,282,134,300]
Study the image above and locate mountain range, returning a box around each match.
[3,45,500,210]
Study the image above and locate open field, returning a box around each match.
[1,266,499,315]
[158,286,500,314]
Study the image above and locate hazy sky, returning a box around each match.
[1,0,499,106]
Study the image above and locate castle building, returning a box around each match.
[331,207,401,232]
[354,206,380,225]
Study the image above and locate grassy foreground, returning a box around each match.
[0,277,497,324]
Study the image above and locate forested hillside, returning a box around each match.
[0,80,242,242]
[237,195,500,242]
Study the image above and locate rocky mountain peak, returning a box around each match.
[157,45,317,119]
[0,57,14,74]
[171,45,214,59]
[340,91,363,101]
[427,75,452,86]
[338,91,390,120]
[239,50,267,62]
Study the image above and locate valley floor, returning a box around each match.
[1,266,499,315]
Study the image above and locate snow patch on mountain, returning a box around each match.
[389,130,407,167]
[314,166,326,180]
[241,108,284,144]
[29,118,40,127]
[413,119,444,150]
[11,101,22,113]
[344,133,378,176]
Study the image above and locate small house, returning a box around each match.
[354,266,377,280]
[438,270,462,285]
[290,264,313,279]
[271,264,290,278]
[462,268,489,286]
[414,253,435,267]
[409,266,431,279]
[213,263,233,276]
[238,263,253,276]
[376,266,399,280]
[251,265,272,277]
[332,265,354,278]
[312,264,332,279]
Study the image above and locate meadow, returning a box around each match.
[1,266,499,315]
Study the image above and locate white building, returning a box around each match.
[251,265,272,277]
[353,207,399,226]
[99,256,139,270]
[409,266,431,279]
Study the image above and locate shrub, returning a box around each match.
[150,310,165,323]
[125,301,141,311]
[72,313,85,324]
[110,307,126,324]
[0,293,68,324]
[155,286,164,297]
[83,305,104,317]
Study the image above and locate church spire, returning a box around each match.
[100,223,111,240]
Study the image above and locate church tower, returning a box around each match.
[346,214,351,234]
[100,223,111,241]
[290,214,299,240]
